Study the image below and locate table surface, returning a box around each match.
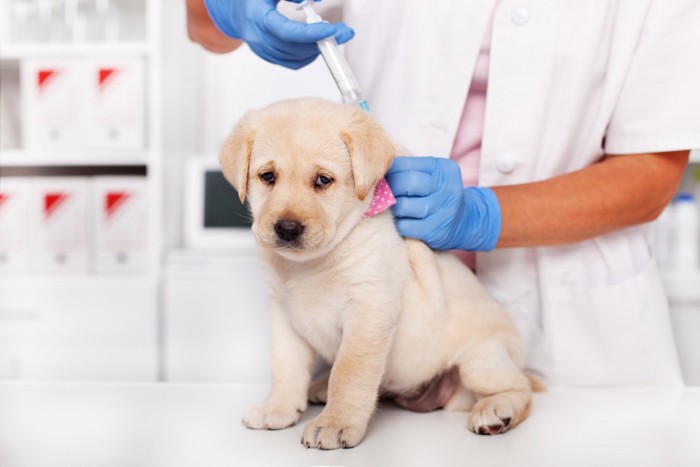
[1,382,699,467]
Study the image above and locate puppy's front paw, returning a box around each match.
[301,413,367,449]
[242,400,303,430]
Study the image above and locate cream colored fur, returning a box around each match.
[219,98,533,450]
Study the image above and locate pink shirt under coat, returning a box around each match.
[449,17,494,271]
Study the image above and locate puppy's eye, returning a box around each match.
[260,172,275,184]
[315,175,333,188]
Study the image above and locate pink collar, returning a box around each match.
[363,178,396,218]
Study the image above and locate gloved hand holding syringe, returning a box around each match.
[298,0,369,111]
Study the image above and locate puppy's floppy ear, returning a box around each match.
[219,113,256,203]
[341,110,396,201]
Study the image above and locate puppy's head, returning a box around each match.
[219,98,395,261]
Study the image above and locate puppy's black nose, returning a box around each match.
[274,219,304,242]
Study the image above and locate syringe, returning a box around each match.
[298,0,369,111]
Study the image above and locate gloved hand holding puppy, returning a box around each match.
[386,157,501,252]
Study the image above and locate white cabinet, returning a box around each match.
[659,154,700,386]
[0,0,162,381]
[164,250,270,383]
[663,269,700,386]
[0,275,158,380]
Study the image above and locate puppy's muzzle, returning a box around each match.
[274,219,305,243]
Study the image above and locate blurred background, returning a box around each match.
[0,0,698,386]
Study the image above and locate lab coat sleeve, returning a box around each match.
[604,0,700,155]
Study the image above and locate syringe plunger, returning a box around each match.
[299,1,368,110]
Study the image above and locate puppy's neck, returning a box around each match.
[260,210,396,277]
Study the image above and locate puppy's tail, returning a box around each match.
[526,373,547,392]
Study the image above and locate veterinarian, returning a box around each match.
[187,0,700,386]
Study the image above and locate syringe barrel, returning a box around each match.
[316,36,364,106]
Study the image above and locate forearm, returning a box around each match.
[186,0,242,53]
[492,151,689,248]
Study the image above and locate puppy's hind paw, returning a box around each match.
[307,372,330,405]
[242,401,304,430]
[467,396,517,436]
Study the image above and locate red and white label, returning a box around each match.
[44,192,69,220]
[98,68,119,91]
[105,191,131,220]
[36,69,59,92]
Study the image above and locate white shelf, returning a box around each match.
[0,149,151,166]
[0,42,152,60]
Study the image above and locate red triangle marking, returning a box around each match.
[0,193,9,208]
[105,192,130,219]
[44,193,68,219]
[37,69,58,91]
[98,68,118,89]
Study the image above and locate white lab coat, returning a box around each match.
[339,0,700,385]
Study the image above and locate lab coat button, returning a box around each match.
[496,155,516,174]
[511,7,530,25]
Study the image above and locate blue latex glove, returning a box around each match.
[203,0,354,69]
[385,156,502,251]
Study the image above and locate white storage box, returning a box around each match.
[21,59,85,149]
[21,58,145,150]
[85,58,145,149]
[91,176,150,272]
[31,177,90,272]
[0,178,32,273]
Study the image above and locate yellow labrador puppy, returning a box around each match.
[220,98,534,450]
